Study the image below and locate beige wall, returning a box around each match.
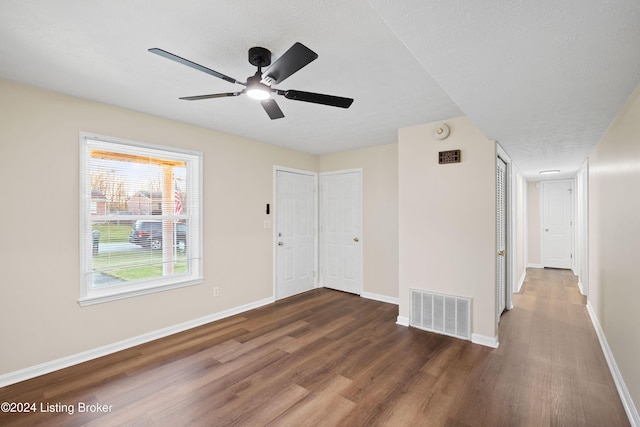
[398,117,497,341]
[589,83,640,413]
[0,80,318,375]
[319,144,398,299]
[527,181,541,266]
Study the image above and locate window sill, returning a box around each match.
[78,277,204,306]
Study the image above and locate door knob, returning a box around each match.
[498,250,505,256]
[545,228,549,232]
[353,237,359,242]
[278,242,284,246]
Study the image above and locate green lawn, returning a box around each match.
[93,224,132,243]
[92,249,187,281]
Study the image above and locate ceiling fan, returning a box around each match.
[149,42,354,120]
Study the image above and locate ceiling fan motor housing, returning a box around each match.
[248,47,271,68]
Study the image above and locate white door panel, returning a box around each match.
[542,180,573,269]
[276,170,316,299]
[320,170,362,295]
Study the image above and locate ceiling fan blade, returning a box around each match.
[261,99,285,120]
[149,48,243,85]
[180,92,243,101]
[261,42,318,85]
[280,90,354,108]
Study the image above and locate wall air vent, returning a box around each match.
[410,289,471,340]
[438,149,461,164]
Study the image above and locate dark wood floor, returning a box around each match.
[0,268,630,426]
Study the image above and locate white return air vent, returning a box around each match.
[410,289,471,340]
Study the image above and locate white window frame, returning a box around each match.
[79,133,203,306]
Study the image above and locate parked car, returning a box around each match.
[128,220,186,250]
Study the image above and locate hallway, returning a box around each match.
[488,267,629,426]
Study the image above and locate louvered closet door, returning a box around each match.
[496,157,507,322]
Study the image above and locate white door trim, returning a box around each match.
[319,168,363,295]
[496,144,514,313]
[540,179,574,269]
[273,166,318,300]
[576,160,589,295]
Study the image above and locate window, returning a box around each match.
[79,133,203,305]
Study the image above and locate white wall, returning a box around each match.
[0,80,318,375]
[398,117,497,342]
[319,144,398,300]
[588,83,640,422]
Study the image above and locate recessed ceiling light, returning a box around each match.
[539,169,560,175]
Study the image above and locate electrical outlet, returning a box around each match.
[213,287,220,297]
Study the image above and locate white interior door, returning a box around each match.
[496,157,507,321]
[275,170,316,299]
[320,170,362,295]
[542,180,573,269]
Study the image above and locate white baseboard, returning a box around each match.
[398,318,499,349]
[471,333,500,349]
[0,296,275,388]
[396,316,409,327]
[577,279,586,296]
[515,269,527,293]
[586,302,639,427]
[527,263,543,269]
[361,291,399,305]
[318,285,399,305]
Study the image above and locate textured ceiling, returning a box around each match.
[368,0,640,178]
[1,1,639,179]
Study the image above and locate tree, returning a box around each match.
[91,171,129,212]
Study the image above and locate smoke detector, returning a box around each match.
[433,122,450,140]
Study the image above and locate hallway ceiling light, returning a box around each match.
[539,169,560,175]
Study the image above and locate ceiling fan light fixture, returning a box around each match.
[245,73,271,100]
[247,84,271,100]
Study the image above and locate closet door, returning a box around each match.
[496,157,507,321]
[275,170,316,299]
[320,170,362,295]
